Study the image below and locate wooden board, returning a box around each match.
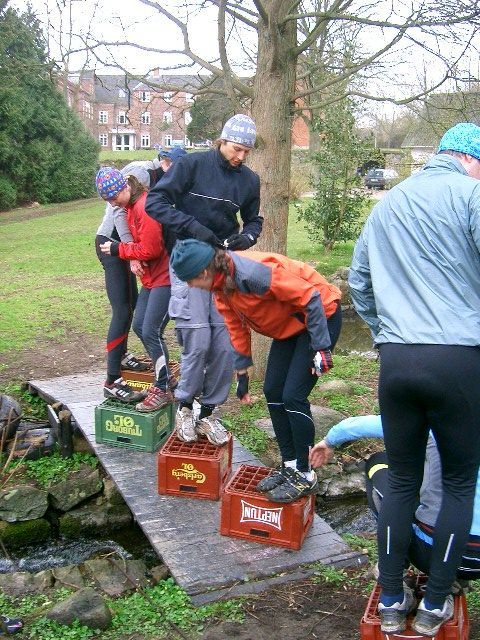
[28,371,366,603]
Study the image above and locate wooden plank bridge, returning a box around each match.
[28,370,365,604]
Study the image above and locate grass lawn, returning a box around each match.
[0,198,358,356]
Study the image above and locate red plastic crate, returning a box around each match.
[220,464,315,550]
[360,578,470,640]
[157,430,232,500]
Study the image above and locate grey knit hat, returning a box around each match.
[220,114,256,148]
[170,239,215,281]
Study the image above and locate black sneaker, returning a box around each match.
[256,465,295,493]
[266,469,318,503]
[121,353,150,371]
[103,378,146,403]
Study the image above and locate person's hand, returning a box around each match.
[236,371,251,404]
[130,260,144,277]
[195,227,222,247]
[312,349,333,376]
[309,439,335,467]
[99,241,113,255]
[224,233,253,251]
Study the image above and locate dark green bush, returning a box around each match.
[0,174,18,210]
[0,6,99,210]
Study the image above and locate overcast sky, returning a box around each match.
[10,0,480,122]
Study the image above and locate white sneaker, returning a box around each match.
[196,415,229,446]
[175,407,197,442]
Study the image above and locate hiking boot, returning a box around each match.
[412,595,454,637]
[257,466,296,493]
[195,415,229,446]
[266,469,318,503]
[121,353,150,371]
[104,378,145,403]
[175,407,197,442]
[378,587,416,634]
[135,386,173,412]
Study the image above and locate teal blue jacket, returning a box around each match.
[349,154,480,345]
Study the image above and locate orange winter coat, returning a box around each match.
[212,251,341,367]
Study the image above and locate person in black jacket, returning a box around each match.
[145,114,262,446]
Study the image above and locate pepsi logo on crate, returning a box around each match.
[158,431,232,500]
[220,464,315,549]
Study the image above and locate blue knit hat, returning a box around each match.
[158,147,187,162]
[220,114,256,148]
[96,167,127,200]
[438,123,480,160]
[170,239,215,281]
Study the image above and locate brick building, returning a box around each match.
[66,71,309,151]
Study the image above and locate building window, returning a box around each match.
[117,111,128,124]
[118,88,126,98]
[139,91,150,102]
[98,110,108,124]
[141,111,151,125]
[184,111,192,126]
[164,134,172,146]
[141,134,150,148]
[185,92,194,103]
[163,91,173,102]
[82,100,93,119]
[99,134,108,147]
[163,111,172,124]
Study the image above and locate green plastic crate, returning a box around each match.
[95,399,174,452]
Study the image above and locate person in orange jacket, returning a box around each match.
[170,238,342,503]
[96,167,175,412]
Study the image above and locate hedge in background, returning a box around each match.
[0,7,99,210]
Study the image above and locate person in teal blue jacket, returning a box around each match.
[348,123,480,636]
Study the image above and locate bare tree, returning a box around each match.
[64,0,480,252]
[40,0,480,374]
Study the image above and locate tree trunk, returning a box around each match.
[248,0,297,379]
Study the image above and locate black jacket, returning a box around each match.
[145,148,262,252]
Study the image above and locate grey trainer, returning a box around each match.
[378,587,416,634]
[175,407,198,442]
[412,595,454,637]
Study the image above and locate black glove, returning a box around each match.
[236,372,249,399]
[195,226,222,247]
[109,241,120,256]
[225,233,253,251]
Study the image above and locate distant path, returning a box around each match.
[0,198,99,225]
[29,370,366,604]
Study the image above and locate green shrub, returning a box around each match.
[0,174,17,209]
[0,6,98,209]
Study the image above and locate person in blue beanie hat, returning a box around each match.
[145,115,262,447]
[349,123,480,636]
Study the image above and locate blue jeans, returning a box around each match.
[132,285,171,389]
